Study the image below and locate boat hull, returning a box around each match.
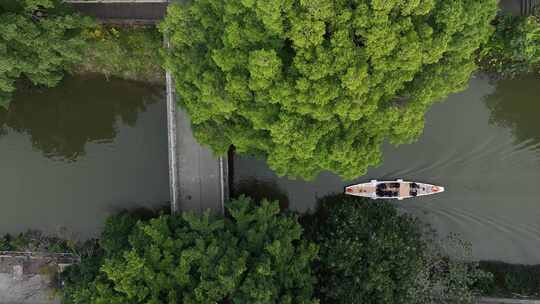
[345,180,444,200]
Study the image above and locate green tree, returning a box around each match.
[63,197,318,304]
[305,195,487,304]
[161,0,498,180]
[0,0,94,108]
[479,13,540,78]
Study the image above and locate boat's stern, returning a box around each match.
[345,183,376,198]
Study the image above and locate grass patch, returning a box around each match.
[76,25,164,84]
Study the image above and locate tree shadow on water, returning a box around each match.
[233,178,290,211]
[0,75,162,161]
[484,75,540,149]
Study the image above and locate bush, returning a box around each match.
[477,261,540,298]
[62,196,318,304]
[0,230,73,253]
[305,194,488,304]
[77,25,164,83]
[0,235,11,251]
[479,13,540,77]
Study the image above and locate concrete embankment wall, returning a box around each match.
[479,297,540,304]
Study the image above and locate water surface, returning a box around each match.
[235,74,540,264]
[0,76,169,239]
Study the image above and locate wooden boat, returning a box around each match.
[345,179,444,200]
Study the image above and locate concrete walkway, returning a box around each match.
[164,36,228,214]
[69,2,167,24]
[166,71,228,214]
[175,110,227,213]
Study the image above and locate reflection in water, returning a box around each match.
[235,74,540,264]
[484,75,540,151]
[0,76,161,161]
[235,178,290,210]
[0,76,169,238]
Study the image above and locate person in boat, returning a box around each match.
[380,190,396,197]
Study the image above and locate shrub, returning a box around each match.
[0,230,73,253]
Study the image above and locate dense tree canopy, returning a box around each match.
[305,195,488,304]
[0,0,93,108]
[62,197,318,304]
[161,0,498,179]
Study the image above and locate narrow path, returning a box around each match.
[174,108,227,214]
[165,37,228,214]
[69,2,167,24]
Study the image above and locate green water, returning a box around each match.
[235,74,540,264]
[0,75,169,238]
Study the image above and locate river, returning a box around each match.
[0,75,169,239]
[235,74,540,264]
[1,73,539,264]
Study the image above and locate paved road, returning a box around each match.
[70,2,168,23]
